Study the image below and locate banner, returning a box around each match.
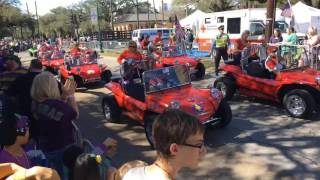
[90,7,98,25]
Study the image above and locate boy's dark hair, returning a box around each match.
[73,153,100,180]
[0,113,22,147]
[152,109,205,159]
[62,145,84,180]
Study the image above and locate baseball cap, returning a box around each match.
[218,25,224,30]
[30,59,43,70]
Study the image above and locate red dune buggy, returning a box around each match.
[58,54,112,87]
[214,44,320,119]
[150,46,206,79]
[40,54,65,74]
[102,63,232,147]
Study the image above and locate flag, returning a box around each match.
[174,15,185,43]
[281,1,292,17]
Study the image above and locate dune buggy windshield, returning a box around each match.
[65,56,97,67]
[143,65,191,93]
[162,47,186,58]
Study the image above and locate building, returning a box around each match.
[113,13,170,31]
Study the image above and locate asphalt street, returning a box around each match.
[18,52,320,180]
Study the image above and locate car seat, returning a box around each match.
[124,81,145,102]
[246,61,272,79]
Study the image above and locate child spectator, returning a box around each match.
[123,110,207,180]
[0,114,31,168]
[114,160,148,180]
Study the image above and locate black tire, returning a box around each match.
[101,70,112,83]
[102,95,122,123]
[195,62,205,79]
[74,75,84,88]
[214,76,236,101]
[283,89,315,119]
[144,113,158,149]
[209,100,232,128]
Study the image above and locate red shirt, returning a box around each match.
[234,38,248,51]
[117,50,143,64]
[140,39,150,50]
[70,48,81,56]
[153,36,163,45]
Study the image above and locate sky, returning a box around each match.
[20,0,172,16]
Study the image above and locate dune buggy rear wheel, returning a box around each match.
[195,62,205,79]
[209,100,232,128]
[144,113,158,149]
[283,89,315,119]
[102,95,121,123]
[214,76,236,101]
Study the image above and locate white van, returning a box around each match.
[197,8,289,51]
[132,28,174,47]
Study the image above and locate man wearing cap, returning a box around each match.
[212,25,230,76]
[0,55,27,95]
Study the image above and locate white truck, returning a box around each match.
[196,8,289,51]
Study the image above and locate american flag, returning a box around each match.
[281,1,292,17]
[174,15,185,44]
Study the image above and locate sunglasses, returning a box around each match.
[129,45,137,48]
[182,142,205,149]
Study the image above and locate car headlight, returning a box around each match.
[87,70,95,74]
[210,87,221,99]
[169,101,180,109]
[316,76,320,85]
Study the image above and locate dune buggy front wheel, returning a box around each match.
[195,62,205,79]
[214,76,236,101]
[208,100,232,128]
[283,89,315,119]
[102,95,122,123]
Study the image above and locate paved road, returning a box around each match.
[18,52,320,180]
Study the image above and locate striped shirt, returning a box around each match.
[0,68,27,95]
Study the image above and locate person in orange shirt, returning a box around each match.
[117,41,142,64]
[140,36,150,50]
[70,43,81,57]
[153,32,163,46]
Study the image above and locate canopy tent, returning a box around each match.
[180,10,206,34]
[291,1,320,34]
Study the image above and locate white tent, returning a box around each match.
[291,1,320,34]
[180,10,206,34]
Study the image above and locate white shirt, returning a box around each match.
[123,166,171,180]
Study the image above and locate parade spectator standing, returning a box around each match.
[307,26,320,66]
[6,59,43,138]
[282,26,298,67]
[231,30,250,65]
[269,28,283,44]
[31,72,79,178]
[186,29,194,50]
[0,55,27,95]
[0,114,31,168]
[123,110,206,180]
[212,25,230,76]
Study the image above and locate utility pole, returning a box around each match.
[153,0,157,23]
[265,0,275,42]
[96,1,104,53]
[109,0,113,30]
[147,0,150,27]
[35,1,40,39]
[161,0,164,25]
[136,0,140,29]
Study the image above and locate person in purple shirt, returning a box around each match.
[31,71,79,179]
[269,28,283,44]
[0,114,31,168]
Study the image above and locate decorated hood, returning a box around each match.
[146,85,222,123]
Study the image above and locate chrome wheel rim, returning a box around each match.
[104,103,111,120]
[216,82,227,97]
[286,95,306,116]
